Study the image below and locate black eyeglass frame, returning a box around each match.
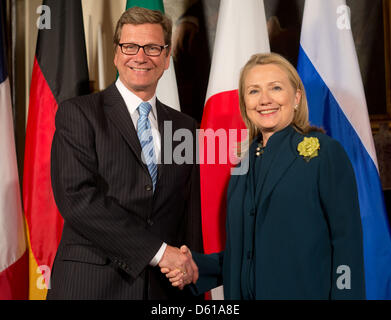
[118,43,169,56]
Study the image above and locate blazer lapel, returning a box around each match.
[255,127,301,225]
[103,84,148,174]
[245,140,258,213]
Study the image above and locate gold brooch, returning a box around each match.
[297,137,320,162]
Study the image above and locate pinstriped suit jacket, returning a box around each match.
[47,83,203,300]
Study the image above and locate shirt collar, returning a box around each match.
[115,78,157,120]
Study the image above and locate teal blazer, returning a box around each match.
[192,126,365,299]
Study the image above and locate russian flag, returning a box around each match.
[297,0,391,299]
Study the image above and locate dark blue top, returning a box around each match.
[192,125,366,300]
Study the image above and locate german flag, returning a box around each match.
[23,0,89,300]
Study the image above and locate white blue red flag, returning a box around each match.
[297,0,391,299]
[0,5,28,299]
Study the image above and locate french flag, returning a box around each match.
[0,4,28,300]
[297,0,391,299]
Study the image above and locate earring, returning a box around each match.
[294,104,298,110]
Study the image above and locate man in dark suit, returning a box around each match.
[47,7,203,300]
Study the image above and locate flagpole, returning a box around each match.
[97,23,105,91]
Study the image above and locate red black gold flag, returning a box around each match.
[23,0,89,299]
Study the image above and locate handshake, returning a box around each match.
[158,245,198,290]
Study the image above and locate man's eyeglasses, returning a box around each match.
[119,43,168,57]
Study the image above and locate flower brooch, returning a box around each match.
[297,137,320,162]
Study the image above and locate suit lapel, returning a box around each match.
[103,84,149,174]
[156,99,171,184]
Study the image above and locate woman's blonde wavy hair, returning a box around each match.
[238,52,322,155]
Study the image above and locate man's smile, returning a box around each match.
[130,66,152,72]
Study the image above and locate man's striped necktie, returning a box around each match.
[137,102,157,191]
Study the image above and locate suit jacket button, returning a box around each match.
[145,185,153,191]
[147,219,154,226]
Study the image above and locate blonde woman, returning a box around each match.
[164,53,365,300]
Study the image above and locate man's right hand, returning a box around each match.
[159,245,198,289]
